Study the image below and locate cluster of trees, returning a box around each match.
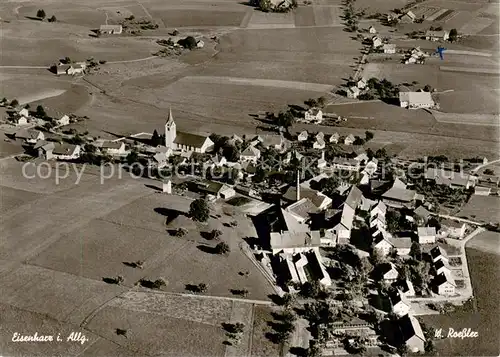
[360,78,400,101]
[252,0,298,13]
[36,9,57,22]
[209,134,242,162]
[449,28,458,42]
[304,96,327,108]
[342,0,366,32]
[79,144,112,165]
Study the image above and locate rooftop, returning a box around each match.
[175,131,211,148]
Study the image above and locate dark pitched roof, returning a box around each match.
[174,131,211,148]
[382,187,416,202]
[430,246,448,260]
[399,315,425,342]
[53,143,79,155]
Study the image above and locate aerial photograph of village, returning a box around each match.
[0,0,498,356]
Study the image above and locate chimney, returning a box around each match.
[296,169,300,201]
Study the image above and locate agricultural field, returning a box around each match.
[458,196,500,224]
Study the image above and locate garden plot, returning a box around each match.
[246,11,295,29]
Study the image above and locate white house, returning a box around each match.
[399,314,426,353]
[99,141,127,156]
[390,290,411,317]
[344,134,355,145]
[56,115,70,126]
[417,226,436,244]
[305,108,323,122]
[430,246,448,264]
[434,259,451,276]
[240,145,261,163]
[357,78,367,89]
[368,26,376,34]
[347,86,360,99]
[381,262,399,282]
[18,108,29,118]
[35,141,55,160]
[434,272,456,296]
[372,36,383,48]
[52,143,81,160]
[14,116,28,126]
[329,133,340,143]
[99,24,123,34]
[383,43,396,54]
[399,91,434,109]
[439,219,467,239]
[425,30,449,41]
[400,10,416,23]
[297,131,308,142]
[209,154,227,168]
[317,151,327,169]
[313,136,325,150]
[196,39,205,48]
[165,108,214,153]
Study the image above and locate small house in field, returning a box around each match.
[99,24,123,35]
[368,26,376,34]
[56,115,70,126]
[347,86,360,99]
[356,78,367,89]
[372,36,383,48]
[195,180,235,199]
[52,143,81,160]
[425,30,449,42]
[400,10,416,23]
[196,40,205,48]
[430,246,448,264]
[399,91,434,109]
[383,43,396,54]
[305,108,323,122]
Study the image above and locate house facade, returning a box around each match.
[305,108,323,122]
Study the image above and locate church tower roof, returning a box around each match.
[166,107,174,125]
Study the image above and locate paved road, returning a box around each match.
[0,66,47,69]
[433,214,484,226]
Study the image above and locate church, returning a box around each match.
[165,108,214,153]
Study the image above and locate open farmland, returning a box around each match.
[458,196,500,224]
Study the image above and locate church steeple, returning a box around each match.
[165,107,176,148]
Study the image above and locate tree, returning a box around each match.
[449,28,458,42]
[189,198,210,222]
[276,110,294,132]
[364,131,374,141]
[10,99,19,107]
[423,84,432,92]
[258,0,272,12]
[409,242,422,260]
[281,293,295,308]
[197,283,208,293]
[304,98,318,108]
[397,343,409,356]
[126,150,139,165]
[24,104,30,109]
[48,15,57,22]
[208,229,222,240]
[151,129,162,146]
[37,9,46,19]
[215,242,230,255]
[316,96,326,108]
[36,105,47,118]
[178,36,197,50]
[386,210,402,233]
[427,217,441,232]
[370,247,385,266]
[484,168,494,176]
